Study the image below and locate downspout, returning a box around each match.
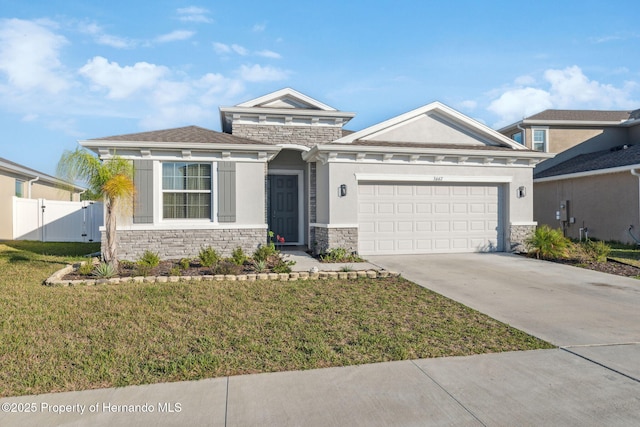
[27,176,39,199]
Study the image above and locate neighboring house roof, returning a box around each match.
[87,125,271,145]
[526,109,633,122]
[332,140,516,151]
[534,144,640,179]
[0,157,85,191]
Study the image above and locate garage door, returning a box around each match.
[358,183,503,255]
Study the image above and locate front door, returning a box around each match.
[268,174,299,243]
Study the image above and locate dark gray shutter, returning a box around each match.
[133,160,153,224]
[217,161,236,222]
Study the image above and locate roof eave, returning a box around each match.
[534,164,640,182]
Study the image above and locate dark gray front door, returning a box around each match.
[268,175,298,243]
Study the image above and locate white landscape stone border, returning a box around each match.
[44,264,400,287]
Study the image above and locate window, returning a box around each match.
[532,128,548,152]
[15,179,24,198]
[511,131,523,144]
[162,162,212,219]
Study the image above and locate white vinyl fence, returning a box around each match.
[13,197,104,242]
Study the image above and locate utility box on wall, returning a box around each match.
[559,200,569,222]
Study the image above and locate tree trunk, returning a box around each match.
[104,197,118,269]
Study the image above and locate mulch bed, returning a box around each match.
[549,258,640,278]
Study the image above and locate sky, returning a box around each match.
[1,0,639,175]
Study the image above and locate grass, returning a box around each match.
[609,242,640,268]
[0,241,553,398]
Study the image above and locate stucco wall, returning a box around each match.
[534,172,639,243]
[0,174,15,239]
[235,162,267,224]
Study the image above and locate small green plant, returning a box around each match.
[526,225,571,260]
[119,260,136,270]
[169,266,182,277]
[198,247,220,268]
[77,262,94,276]
[213,261,243,275]
[253,244,277,262]
[582,240,612,263]
[92,262,117,279]
[135,264,152,277]
[253,259,267,273]
[271,259,296,274]
[231,247,247,266]
[340,265,354,272]
[320,247,364,263]
[179,258,191,270]
[138,250,160,268]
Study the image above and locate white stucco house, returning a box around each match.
[80,88,550,260]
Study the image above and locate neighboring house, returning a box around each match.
[0,157,85,240]
[498,109,637,155]
[498,108,640,243]
[80,88,550,260]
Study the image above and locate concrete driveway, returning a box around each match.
[368,253,640,347]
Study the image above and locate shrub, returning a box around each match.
[526,225,571,260]
[231,247,247,266]
[271,259,295,274]
[253,244,277,262]
[320,247,363,263]
[169,266,182,277]
[92,262,117,279]
[119,260,136,270]
[179,258,191,270]
[198,247,220,268]
[582,240,611,263]
[138,250,160,268]
[77,262,94,276]
[135,264,152,277]
[213,261,243,275]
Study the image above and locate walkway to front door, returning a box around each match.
[268,174,299,243]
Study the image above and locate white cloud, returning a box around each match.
[0,18,70,93]
[231,44,248,56]
[78,21,135,48]
[176,6,213,23]
[488,66,639,127]
[79,56,169,99]
[155,30,195,43]
[213,42,231,54]
[459,100,477,110]
[257,49,282,59]
[238,64,290,82]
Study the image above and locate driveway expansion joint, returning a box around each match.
[560,347,640,384]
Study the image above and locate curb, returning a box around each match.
[44,264,400,287]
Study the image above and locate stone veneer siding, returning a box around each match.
[232,124,342,147]
[313,226,358,255]
[103,228,266,261]
[509,224,536,253]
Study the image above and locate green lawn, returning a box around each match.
[0,241,553,398]
[610,242,640,267]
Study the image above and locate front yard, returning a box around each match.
[0,241,552,398]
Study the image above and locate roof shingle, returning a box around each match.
[526,109,633,122]
[535,144,640,179]
[88,126,270,145]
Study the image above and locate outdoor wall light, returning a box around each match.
[339,184,347,197]
[517,186,526,198]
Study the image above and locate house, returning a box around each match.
[498,107,640,243]
[79,88,550,260]
[498,109,637,154]
[0,157,86,240]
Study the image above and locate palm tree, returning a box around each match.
[57,148,134,269]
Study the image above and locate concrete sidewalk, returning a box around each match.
[2,348,639,426]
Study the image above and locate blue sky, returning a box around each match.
[1,0,639,175]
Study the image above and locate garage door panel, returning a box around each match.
[358,182,503,255]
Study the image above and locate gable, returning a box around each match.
[235,88,337,111]
[363,112,496,146]
[335,102,524,150]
